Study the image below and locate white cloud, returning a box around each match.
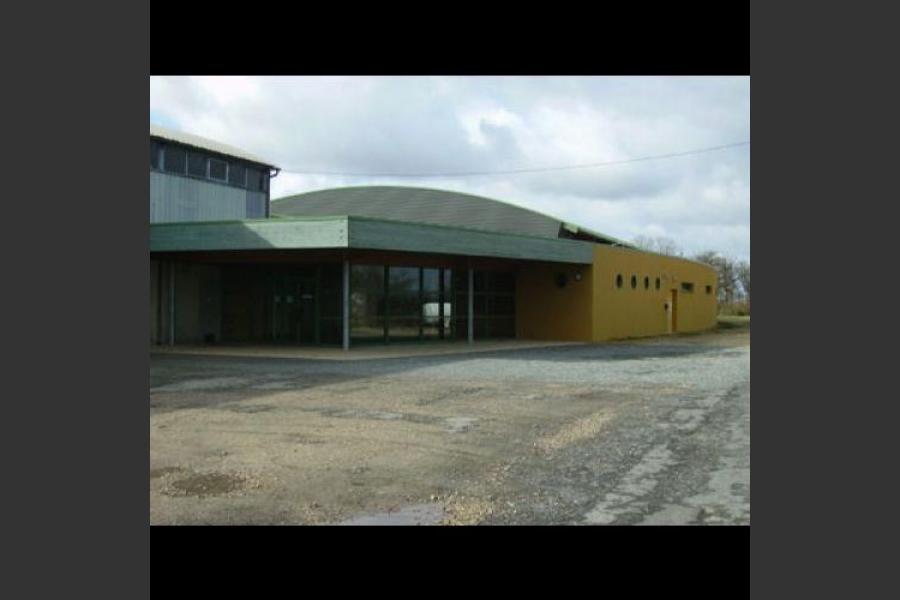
[150,76,750,261]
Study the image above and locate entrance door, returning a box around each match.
[272,276,317,344]
[297,278,316,344]
[667,289,678,334]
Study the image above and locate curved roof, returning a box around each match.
[271,186,630,246]
[150,124,276,168]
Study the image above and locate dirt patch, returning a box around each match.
[223,404,276,414]
[535,411,613,452]
[442,493,495,525]
[150,466,184,479]
[162,471,259,498]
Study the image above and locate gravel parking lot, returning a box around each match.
[150,326,750,525]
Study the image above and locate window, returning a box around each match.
[644,276,649,290]
[187,152,207,177]
[655,277,660,290]
[616,274,623,288]
[631,275,637,289]
[228,163,246,187]
[163,145,186,174]
[350,265,386,342]
[681,282,694,293]
[706,285,713,295]
[150,141,161,170]
[209,158,227,181]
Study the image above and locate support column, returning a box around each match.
[168,261,176,346]
[342,258,350,351]
[156,260,163,345]
[438,268,445,340]
[468,268,474,344]
[418,268,424,340]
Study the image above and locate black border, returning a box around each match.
[151,2,750,76]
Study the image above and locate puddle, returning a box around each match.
[250,381,299,391]
[151,377,248,393]
[444,417,478,433]
[224,404,275,414]
[338,503,445,526]
[165,472,248,497]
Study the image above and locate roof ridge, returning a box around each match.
[150,123,276,168]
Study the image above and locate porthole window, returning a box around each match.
[655,277,660,290]
[644,276,649,290]
[631,275,637,289]
[616,274,623,288]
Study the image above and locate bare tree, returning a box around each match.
[736,261,750,306]
[632,235,682,257]
[693,251,739,304]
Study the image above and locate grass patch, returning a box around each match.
[717,315,750,330]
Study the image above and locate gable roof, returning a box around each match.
[150,123,276,168]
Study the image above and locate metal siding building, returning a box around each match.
[149,124,277,223]
[149,127,717,350]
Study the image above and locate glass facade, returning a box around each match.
[351,264,515,343]
[219,263,344,345]
[350,265,386,341]
[217,262,515,346]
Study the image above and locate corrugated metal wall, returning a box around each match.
[246,191,267,219]
[150,172,267,223]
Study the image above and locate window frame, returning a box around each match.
[152,139,268,191]
[162,145,187,175]
[187,151,208,178]
[208,157,228,182]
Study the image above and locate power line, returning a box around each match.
[278,141,749,178]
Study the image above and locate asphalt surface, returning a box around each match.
[150,328,750,525]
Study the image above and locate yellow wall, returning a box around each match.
[590,245,717,340]
[516,261,595,341]
[516,245,717,342]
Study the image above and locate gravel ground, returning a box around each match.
[150,327,750,525]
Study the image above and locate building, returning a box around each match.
[150,126,718,349]
[150,124,278,223]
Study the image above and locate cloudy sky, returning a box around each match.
[150,76,750,261]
